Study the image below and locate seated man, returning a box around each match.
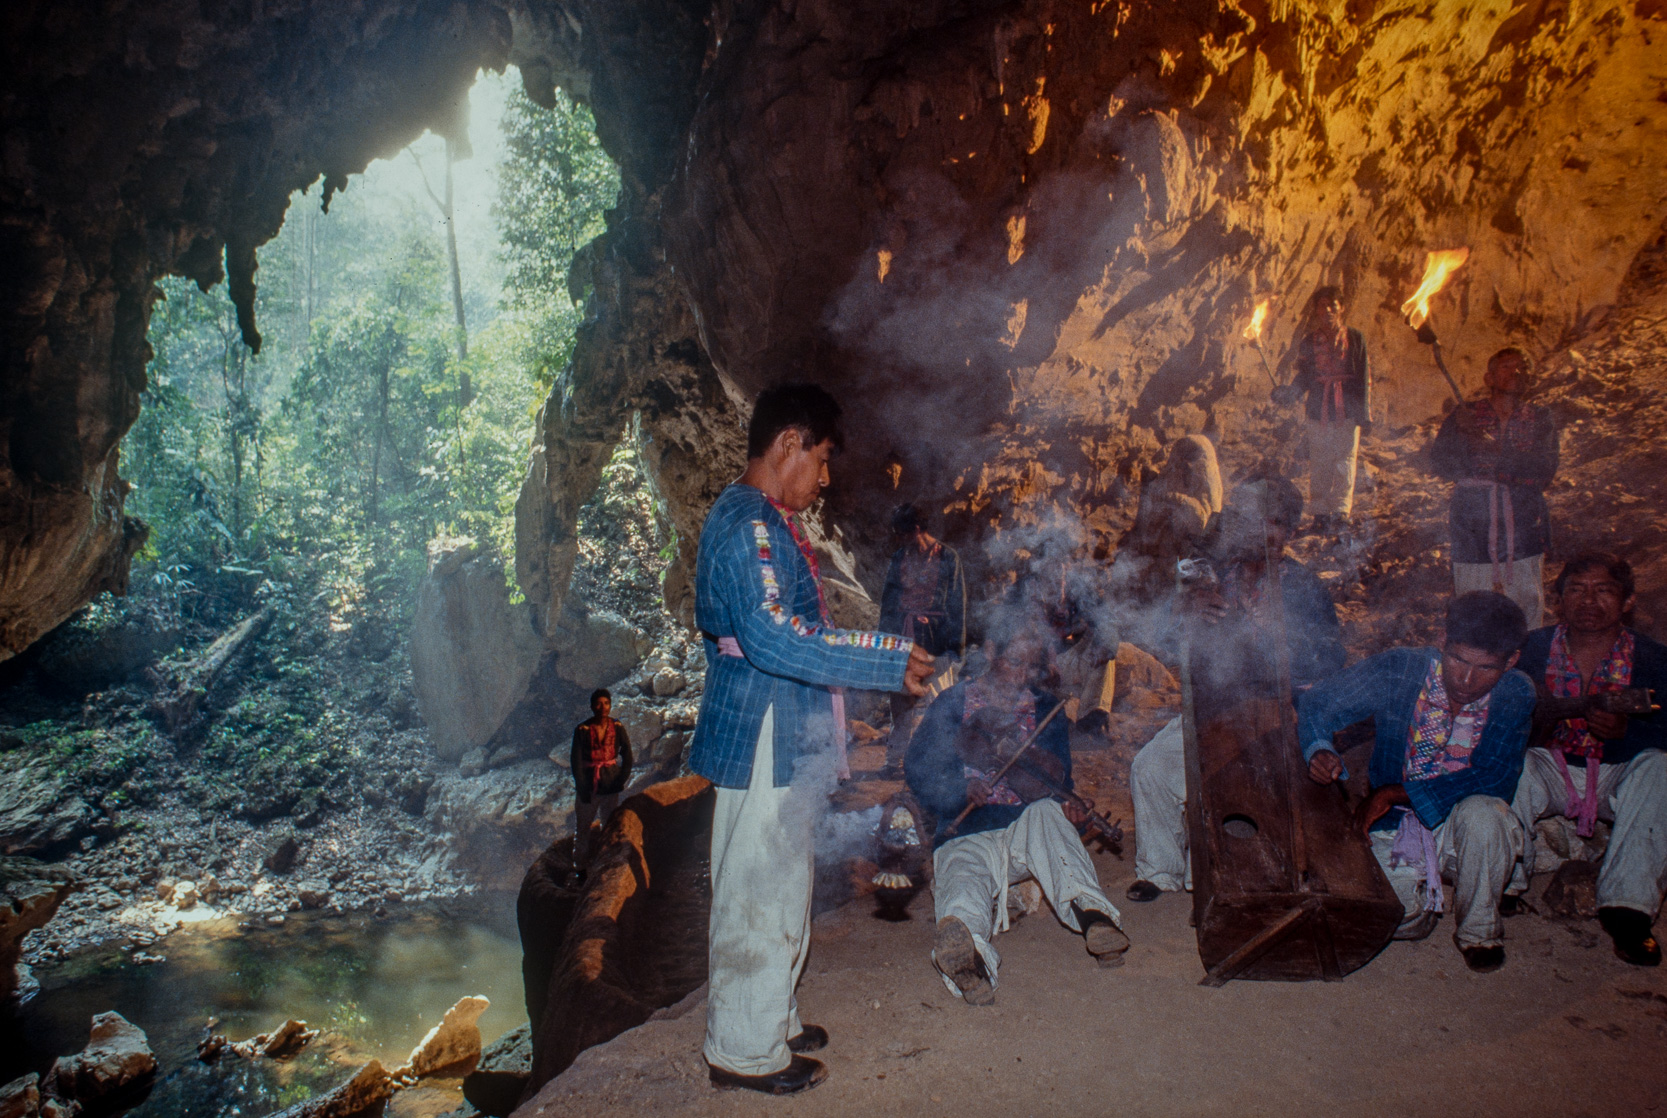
[1506,552,1667,966]
[1302,592,1534,972]
[906,623,1129,1005]
[1127,476,1346,901]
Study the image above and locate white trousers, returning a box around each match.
[704,706,814,1075]
[1452,554,1544,629]
[1508,747,1667,915]
[1371,795,1521,949]
[1307,421,1360,517]
[1130,716,1191,893]
[931,800,1121,995]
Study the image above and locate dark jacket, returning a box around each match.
[571,717,633,800]
[1517,625,1667,768]
[1287,327,1370,424]
[1429,402,1558,563]
[906,682,1072,850]
[878,542,967,659]
[1297,647,1535,828]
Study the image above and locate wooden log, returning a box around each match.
[154,608,272,734]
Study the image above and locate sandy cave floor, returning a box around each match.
[520,836,1667,1118]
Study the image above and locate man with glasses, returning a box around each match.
[1301,592,1535,972]
[1505,552,1667,966]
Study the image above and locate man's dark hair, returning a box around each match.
[891,503,923,535]
[1553,551,1635,601]
[1487,346,1534,375]
[746,384,844,459]
[1445,591,1528,658]
[590,688,612,707]
[1305,285,1346,316]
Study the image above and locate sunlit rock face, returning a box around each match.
[4,0,1666,657]
[655,0,1667,573]
[0,0,513,659]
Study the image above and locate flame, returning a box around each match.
[876,249,892,283]
[1241,298,1270,342]
[1400,248,1470,328]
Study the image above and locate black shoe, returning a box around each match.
[708,1055,828,1094]
[1126,880,1163,903]
[1499,894,1533,917]
[1461,945,1505,973]
[934,916,994,1005]
[1073,903,1130,967]
[1599,906,1663,966]
[786,1025,828,1053]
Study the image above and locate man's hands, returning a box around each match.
[903,645,935,696]
[1586,709,1629,740]
[965,778,994,807]
[1308,749,1344,785]
[1353,783,1410,837]
[1062,797,1095,828]
[1186,586,1230,626]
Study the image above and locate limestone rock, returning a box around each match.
[0,1073,39,1118]
[1543,859,1600,919]
[425,760,575,879]
[609,697,663,752]
[0,857,76,1002]
[268,1061,393,1118]
[410,540,544,762]
[0,761,94,856]
[227,1018,321,1060]
[549,606,649,691]
[398,994,490,1078]
[42,1011,157,1110]
[462,1022,531,1117]
[263,833,301,875]
[650,668,686,697]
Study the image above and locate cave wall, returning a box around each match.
[4,0,1665,659]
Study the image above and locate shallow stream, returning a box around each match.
[7,896,526,1117]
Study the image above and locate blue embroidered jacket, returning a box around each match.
[1296,646,1535,828]
[689,484,914,788]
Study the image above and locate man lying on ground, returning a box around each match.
[1301,591,1534,972]
[1505,552,1667,966]
[1126,475,1346,902]
[906,621,1129,1005]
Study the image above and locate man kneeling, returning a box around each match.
[906,624,1128,1004]
[1300,592,1534,973]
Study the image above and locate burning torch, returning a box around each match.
[1242,298,1279,389]
[1402,248,1470,404]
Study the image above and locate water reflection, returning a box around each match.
[8,896,525,1117]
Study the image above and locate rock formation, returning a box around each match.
[0,857,76,1001]
[410,540,543,761]
[397,994,491,1078]
[3,1,1666,668]
[41,1011,157,1113]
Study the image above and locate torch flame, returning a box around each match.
[1400,248,1470,329]
[1241,298,1270,342]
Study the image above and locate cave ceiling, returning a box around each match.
[3,0,1665,657]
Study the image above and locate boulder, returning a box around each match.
[397,994,490,1078]
[42,1011,156,1110]
[0,761,94,856]
[0,857,76,1002]
[549,606,649,691]
[608,698,663,754]
[462,1023,531,1117]
[0,1073,39,1118]
[268,1061,392,1118]
[425,761,576,883]
[651,668,686,697]
[1543,859,1600,919]
[263,833,301,874]
[409,540,543,762]
[34,602,180,692]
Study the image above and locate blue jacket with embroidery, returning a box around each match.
[689,484,915,788]
[1297,646,1535,828]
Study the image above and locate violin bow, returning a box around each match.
[942,698,1068,838]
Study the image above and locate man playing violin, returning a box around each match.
[906,619,1129,1006]
[1504,552,1667,966]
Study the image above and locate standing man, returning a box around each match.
[1301,592,1534,972]
[1273,286,1371,534]
[878,504,967,764]
[570,688,633,877]
[1126,476,1346,902]
[1430,346,1558,627]
[1506,552,1667,966]
[690,383,933,1094]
